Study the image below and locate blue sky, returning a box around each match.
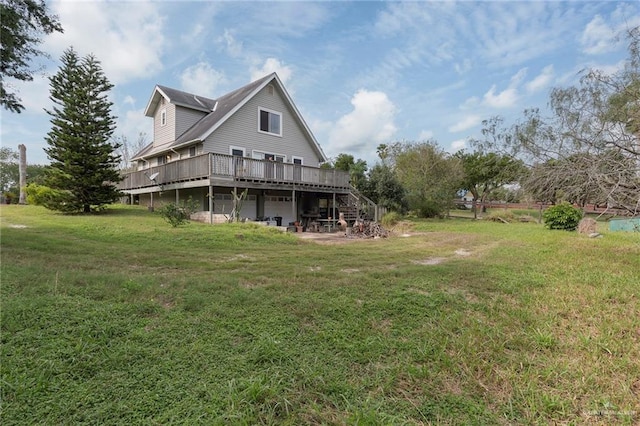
[2,1,639,166]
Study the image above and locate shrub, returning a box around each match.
[381,211,402,227]
[542,202,583,231]
[3,192,16,204]
[417,200,445,218]
[158,197,199,227]
[25,183,75,212]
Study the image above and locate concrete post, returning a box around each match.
[209,185,214,224]
[18,144,27,204]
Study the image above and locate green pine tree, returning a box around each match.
[43,47,122,213]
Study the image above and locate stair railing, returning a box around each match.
[347,185,382,222]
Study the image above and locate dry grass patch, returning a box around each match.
[411,257,446,265]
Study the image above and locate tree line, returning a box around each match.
[325,28,640,218]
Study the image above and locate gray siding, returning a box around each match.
[175,107,207,139]
[174,143,202,160]
[202,84,322,166]
[153,102,176,147]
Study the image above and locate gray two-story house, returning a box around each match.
[118,73,378,227]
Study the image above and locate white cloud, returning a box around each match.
[593,59,627,77]
[483,85,518,108]
[510,68,528,86]
[525,65,554,93]
[580,4,640,56]
[450,139,467,151]
[251,58,292,85]
[246,2,331,37]
[375,1,456,37]
[448,115,480,133]
[123,95,136,106]
[467,2,570,68]
[179,62,226,98]
[459,96,480,110]
[0,105,51,164]
[115,108,150,142]
[374,1,573,72]
[181,24,205,44]
[482,68,526,108]
[309,118,333,139]
[581,15,615,55]
[454,59,472,75]
[219,29,243,58]
[6,74,51,114]
[46,1,165,85]
[418,130,434,141]
[328,90,397,156]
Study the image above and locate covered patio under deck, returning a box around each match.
[118,153,352,227]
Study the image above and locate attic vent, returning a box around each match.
[267,85,274,95]
[160,97,165,105]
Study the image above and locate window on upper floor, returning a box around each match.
[189,146,197,157]
[231,147,245,157]
[157,154,171,165]
[160,109,166,127]
[258,108,281,136]
[263,153,285,162]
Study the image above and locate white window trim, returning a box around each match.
[158,154,170,165]
[229,146,246,157]
[160,109,167,127]
[252,150,286,162]
[292,156,303,165]
[258,107,282,137]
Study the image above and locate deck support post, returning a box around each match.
[332,192,336,219]
[291,189,296,224]
[257,190,265,220]
[209,185,214,224]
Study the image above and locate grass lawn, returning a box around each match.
[1,205,639,424]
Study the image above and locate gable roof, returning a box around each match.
[132,73,327,162]
[144,85,217,116]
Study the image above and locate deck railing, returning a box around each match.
[118,153,350,190]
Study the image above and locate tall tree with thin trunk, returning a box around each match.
[43,48,121,213]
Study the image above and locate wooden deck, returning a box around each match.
[118,153,351,193]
